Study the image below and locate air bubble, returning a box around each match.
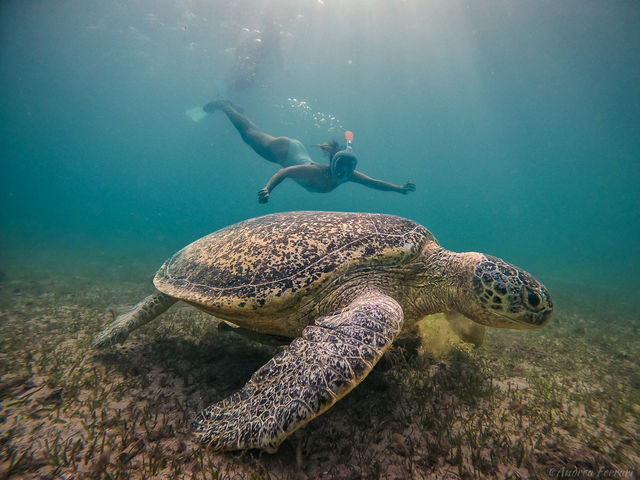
[286,98,344,133]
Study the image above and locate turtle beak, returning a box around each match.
[492,307,553,330]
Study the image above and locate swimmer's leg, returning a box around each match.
[205,101,289,164]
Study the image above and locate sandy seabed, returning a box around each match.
[0,267,638,480]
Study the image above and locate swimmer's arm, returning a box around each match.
[264,165,317,190]
[350,171,416,194]
[258,165,318,203]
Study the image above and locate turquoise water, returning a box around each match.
[1,0,639,296]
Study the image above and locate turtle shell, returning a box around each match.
[154,211,434,315]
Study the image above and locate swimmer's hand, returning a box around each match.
[401,182,416,194]
[258,188,270,203]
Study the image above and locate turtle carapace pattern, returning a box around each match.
[93,211,553,452]
[154,212,429,337]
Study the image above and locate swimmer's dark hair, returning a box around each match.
[313,140,342,159]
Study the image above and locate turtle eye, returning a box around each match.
[524,288,542,310]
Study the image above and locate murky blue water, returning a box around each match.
[1,0,639,296]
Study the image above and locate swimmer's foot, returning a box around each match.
[188,100,244,122]
[203,100,244,114]
[203,100,223,113]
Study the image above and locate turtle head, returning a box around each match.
[459,254,553,329]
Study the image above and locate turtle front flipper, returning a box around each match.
[92,291,177,348]
[192,291,404,452]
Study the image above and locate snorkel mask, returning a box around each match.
[330,130,357,179]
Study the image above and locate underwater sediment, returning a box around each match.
[1,271,638,479]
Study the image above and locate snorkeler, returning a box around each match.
[200,100,416,203]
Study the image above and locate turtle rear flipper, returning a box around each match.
[191,291,404,452]
[92,291,177,348]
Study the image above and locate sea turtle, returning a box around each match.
[93,211,552,452]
